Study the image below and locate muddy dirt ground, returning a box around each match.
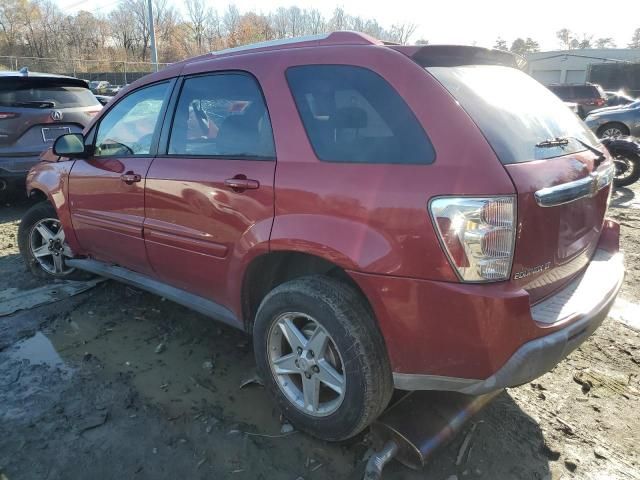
[0,187,639,480]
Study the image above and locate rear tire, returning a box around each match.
[613,152,640,188]
[18,202,91,280]
[598,122,630,139]
[253,275,393,441]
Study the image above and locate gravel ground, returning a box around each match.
[0,186,638,480]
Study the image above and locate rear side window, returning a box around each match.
[286,65,435,164]
[0,85,99,109]
[168,73,275,159]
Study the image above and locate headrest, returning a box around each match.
[334,106,367,129]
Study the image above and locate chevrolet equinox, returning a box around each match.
[18,32,624,441]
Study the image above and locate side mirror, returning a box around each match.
[53,133,87,158]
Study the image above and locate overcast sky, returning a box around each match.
[54,0,639,51]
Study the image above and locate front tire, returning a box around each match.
[18,202,88,280]
[253,275,393,441]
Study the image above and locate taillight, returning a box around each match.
[429,196,516,282]
[0,112,19,119]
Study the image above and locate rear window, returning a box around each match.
[286,65,435,164]
[0,83,99,109]
[548,85,572,100]
[573,85,600,98]
[427,65,600,164]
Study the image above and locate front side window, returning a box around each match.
[168,73,275,159]
[286,65,435,164]
[94,82,169,157]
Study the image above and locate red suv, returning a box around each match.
[18,32,624,442]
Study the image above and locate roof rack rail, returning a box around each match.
[210,31,382,58]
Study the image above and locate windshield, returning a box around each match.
[427,65,600,164]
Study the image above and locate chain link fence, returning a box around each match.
[0,56,171,86]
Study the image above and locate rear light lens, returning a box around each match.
[0,112,19,119]
[429,196,516,282]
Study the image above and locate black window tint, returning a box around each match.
[573,86,597,98]
[168,74,275,159]
[548,86,571,100]
[95,82,169,157]
[286,65,434,164]
[0,85,99,108]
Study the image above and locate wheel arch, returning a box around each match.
[241,250,373,333]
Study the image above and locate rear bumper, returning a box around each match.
[0,155,40,190]
[393,250,624,394]
[349,221,624,393]
[0,167,29,191]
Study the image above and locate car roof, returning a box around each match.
[175,31,523,69]
[127,31,523,93]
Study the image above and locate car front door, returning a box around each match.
[68,81,173,275]
[144,72,276,309]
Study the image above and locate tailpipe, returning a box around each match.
[364,389,502,478]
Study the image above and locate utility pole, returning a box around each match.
[147,0,159,72]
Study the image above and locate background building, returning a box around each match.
[526,49,640,85]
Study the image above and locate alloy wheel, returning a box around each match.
[602,127,624,138]
[267,312,346,417]
[29,218,75,275]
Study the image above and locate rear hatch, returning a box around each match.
[420,54,612,303]
[0,75,101,170]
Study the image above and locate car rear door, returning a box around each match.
[68,80,173,275]
[427,64,613,303]
[143,72,276,308]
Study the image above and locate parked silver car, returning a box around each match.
[585,100,640,138]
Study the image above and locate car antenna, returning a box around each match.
[18,67,29,77]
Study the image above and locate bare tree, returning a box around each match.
[329,7,347,31]
[595,37,616,48]
[556,28,573,49]
[186,0,208,53]
[629,28,640,49]
[223,4,241,47]
[493,37,508,51]
[389,23,417,45]
[305,9,325,35]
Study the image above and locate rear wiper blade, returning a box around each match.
[535,137,569,148]
[537,136,606,167]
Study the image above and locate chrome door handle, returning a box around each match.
[121,172,142,184]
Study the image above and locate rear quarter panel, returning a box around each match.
[247,45,516,279]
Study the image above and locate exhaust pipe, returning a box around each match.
[364,390,502,478]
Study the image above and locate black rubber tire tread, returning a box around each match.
[18,201,91,280]
[613,152,640,188]
[253,275,393,441]
[597,122,630,138]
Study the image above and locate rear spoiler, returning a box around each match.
[391,45,528,71]
[0,76,89,90]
